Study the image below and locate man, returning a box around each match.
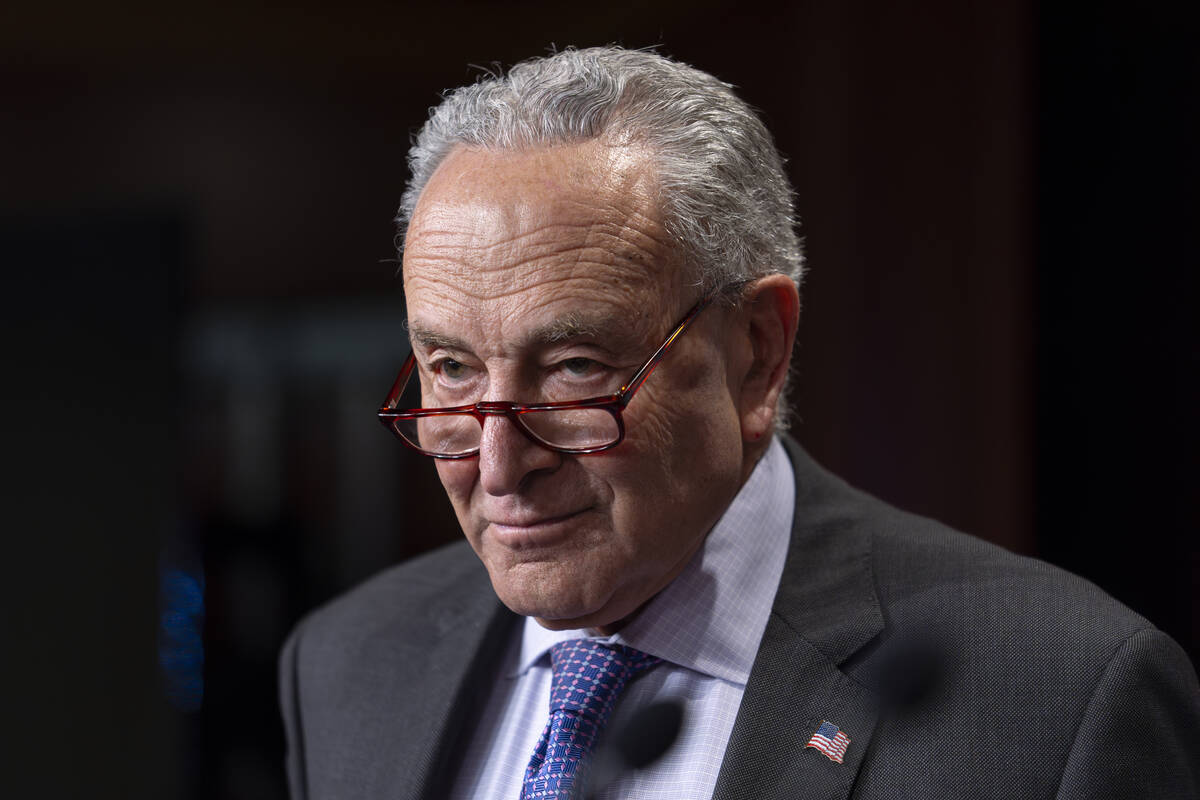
[279,47,1200,799]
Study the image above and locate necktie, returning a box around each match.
[520,639,662,800]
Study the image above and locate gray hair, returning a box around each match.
[396,46,805,428]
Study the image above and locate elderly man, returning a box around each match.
[279,48,1199,799]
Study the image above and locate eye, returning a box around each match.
[559,357,600,377]
[433,358,469,381]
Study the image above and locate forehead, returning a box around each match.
[402,142,685,345]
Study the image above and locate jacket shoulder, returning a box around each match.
[779,442,1200,797]
[782,436,1154,664]
[290,540,490,654]
[858,510,1199,797]
[866,501,1153,653]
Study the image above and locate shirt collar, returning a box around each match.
[512,437,795,686]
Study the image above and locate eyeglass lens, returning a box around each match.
[391,407,620,455]
[391,367,621,455]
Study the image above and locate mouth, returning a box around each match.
[486,508,593,547]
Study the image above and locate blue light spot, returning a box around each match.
[159,566,204,711]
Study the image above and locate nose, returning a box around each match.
[476,412,562,496]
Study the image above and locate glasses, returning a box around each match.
[378,294,715,458]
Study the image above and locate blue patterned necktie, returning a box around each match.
[520,639,662,800]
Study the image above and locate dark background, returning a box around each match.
[2,1,1195,797]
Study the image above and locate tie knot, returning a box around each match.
[547,639,661,717]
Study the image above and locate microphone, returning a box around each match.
[583,699,686,799]
[872,636,943,713]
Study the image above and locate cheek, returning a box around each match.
[631,377,738,465]
[601,407,694,522]
[435,460,479,514]
[611,378,743,530]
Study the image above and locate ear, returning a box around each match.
[735,274,801,443]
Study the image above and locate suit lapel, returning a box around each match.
[409,597,520,799]
[713,616,880,800]
[339,564,518,800]
[713,438,885,800]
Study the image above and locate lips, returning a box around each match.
[489,509,588,528]
[485,507,594,548]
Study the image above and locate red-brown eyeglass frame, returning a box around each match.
[377,293,715,458]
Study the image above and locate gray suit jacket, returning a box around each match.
[280,438,1200,798]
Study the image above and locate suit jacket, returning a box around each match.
[279,438,1200,798]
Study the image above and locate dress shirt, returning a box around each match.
[449,437,795,799]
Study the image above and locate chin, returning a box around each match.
[482,542,624,623]
[488,565,620,630]
[495,587,606,627]
[533,602,639,636]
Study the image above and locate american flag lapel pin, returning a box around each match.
[806,720,851,764]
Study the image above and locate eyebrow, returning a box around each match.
[530,312,609,344]
[407,311,639,354]
[407,326,470,352]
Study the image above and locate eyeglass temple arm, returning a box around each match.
[381,352,417,411]
[617,294,714,405]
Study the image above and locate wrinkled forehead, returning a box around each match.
[401,142,690,343]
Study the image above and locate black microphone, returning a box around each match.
[873,636,943,713]
[583,699,686,799]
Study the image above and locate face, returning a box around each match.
[402,141,751,632]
